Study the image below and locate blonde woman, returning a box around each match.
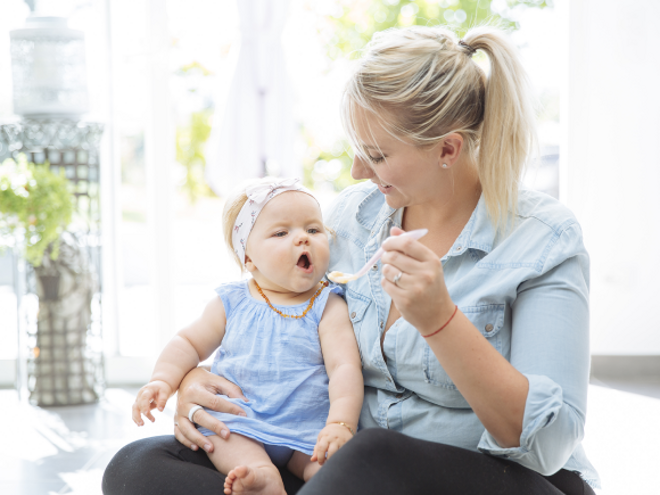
[103,25,600,495]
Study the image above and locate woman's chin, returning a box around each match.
[383,193,406,210]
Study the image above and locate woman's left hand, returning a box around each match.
[380,226,455,335]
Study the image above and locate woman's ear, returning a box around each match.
[438,133,464,167]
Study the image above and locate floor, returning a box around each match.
[1,378,658,495]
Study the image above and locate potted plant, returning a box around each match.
[1,154,101,405]
[0,153,74,270]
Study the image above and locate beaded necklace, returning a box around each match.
[253,280,328,319]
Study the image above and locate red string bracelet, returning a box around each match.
[422,304,458,339]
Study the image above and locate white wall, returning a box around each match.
[562,0,660,354]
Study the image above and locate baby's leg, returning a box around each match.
[286,451,322,482]
[206,434,286,495]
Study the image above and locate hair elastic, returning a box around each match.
[458,40,476,57]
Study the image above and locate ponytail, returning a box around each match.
[464,27,538,229]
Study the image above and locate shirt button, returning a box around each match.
[485,324,494,332]
[351,312,356,319]
[372,264,378,271]
[456,245,463,252]
[380,321,384,328]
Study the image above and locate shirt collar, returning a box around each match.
[355,185,495,256]
[355,184,396,232]
[451,194,495,256]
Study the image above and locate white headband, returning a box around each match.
[232,178,317,266]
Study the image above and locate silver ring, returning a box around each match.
[188,404,203,424]
[393,271,403,287]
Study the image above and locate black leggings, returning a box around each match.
[102,429,595,495]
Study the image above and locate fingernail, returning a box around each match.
[158,406,164,411]
[220,429,229,439]
[191,444,198,451]
[238,412,247,417]
[204,443,212,451]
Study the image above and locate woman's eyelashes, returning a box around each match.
[368,155,385,164]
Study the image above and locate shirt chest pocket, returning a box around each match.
[422,304,505,397]
[346,288,370,365]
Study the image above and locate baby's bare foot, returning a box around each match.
[223,464,286,495]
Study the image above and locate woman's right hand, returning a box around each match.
[173,367,248,453]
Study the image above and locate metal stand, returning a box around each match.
[1,118,105,406]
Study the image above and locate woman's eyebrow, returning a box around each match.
[362,144,387,151]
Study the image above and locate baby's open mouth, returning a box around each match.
[297,253,312,271]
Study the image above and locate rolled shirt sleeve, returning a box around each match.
[478,224,591,476]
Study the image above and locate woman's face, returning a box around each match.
[350,112,445,210]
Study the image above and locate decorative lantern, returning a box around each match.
[10,16,89,119]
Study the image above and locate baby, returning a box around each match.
[133,177,363,495]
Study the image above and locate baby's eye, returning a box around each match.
[274,231,287,237]
[368,155,385,164]
[307,228,320,234]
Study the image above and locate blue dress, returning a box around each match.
[197,280,342,456]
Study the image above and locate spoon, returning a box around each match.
[327,228,429,284]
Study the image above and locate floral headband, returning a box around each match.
[232,178,317,266]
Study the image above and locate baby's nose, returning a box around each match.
[296,232,310,244]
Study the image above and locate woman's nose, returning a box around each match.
[351,156,374,180]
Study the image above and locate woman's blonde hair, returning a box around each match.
[341,25,537,230]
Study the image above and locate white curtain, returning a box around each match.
[205,0,297,197]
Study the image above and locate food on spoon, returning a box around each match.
[328,271,351,284]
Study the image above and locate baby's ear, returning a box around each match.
[244,255,256,272]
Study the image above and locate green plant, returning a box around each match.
[176,109,215,203]
[319,0,552,60]
[0,154,74,266]
[301,128,358,192]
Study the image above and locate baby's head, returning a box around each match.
[223,177,330,293]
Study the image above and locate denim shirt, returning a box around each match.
[325,182,600,489]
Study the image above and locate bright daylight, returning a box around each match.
[0,0,659,494]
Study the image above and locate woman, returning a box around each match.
[103,25,600,495]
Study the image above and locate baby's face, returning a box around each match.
[245,191,329,294]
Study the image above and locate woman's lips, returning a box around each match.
[377,184,393,195]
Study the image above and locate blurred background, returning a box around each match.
[0,0,658,494]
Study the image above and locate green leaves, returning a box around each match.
[0,154,74,266]
[175,109,215,203]
[319,0,551,60]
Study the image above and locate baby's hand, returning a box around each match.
[132,380,173,426]
[310,423,354,465]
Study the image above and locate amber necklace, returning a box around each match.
[253,280,328,319]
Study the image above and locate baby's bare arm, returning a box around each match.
[132,296,227,425]
[151,295,227,390]
[313,293,364,463]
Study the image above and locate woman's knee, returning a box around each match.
[338,427,402,461]
[102,436,181,494]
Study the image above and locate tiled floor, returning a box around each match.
[1,379,659,495]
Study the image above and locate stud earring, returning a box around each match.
[442,163,448,169]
